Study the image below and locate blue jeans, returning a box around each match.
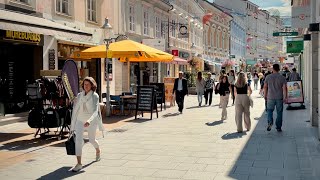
[267,99,284,129]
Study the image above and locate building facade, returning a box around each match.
[0,0,115,113]
[116,0,172,94]
[213,0,246,71]
[214,0,284,71]
[168,0,205,75]
[199,0,232,74]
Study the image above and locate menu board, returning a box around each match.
[287,80,304,103]
[135,86,158,120]
[136,86,154,111]
[150,83,165,103]
[163,77,175,104]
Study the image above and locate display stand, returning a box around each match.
[135,86,158,120]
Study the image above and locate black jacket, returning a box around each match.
[173,78,188,96]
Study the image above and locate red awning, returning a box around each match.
[168,56,188,65]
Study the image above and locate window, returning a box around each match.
[56,0,69,15]
[171,20,176,37]
[14,0,29,4]
[155,16,161,38]
[129,5,135,31]
[143,10,149,35]
[222,34,225,49]
[87,0,96,22]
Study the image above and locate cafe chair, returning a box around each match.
[122,92,133,96]
[121,92,136,115]
[110,95,122,115]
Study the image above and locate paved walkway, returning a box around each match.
[0,90,319,180]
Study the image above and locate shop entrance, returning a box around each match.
[0,42,42,113]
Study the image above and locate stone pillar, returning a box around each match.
[311,32,319,127]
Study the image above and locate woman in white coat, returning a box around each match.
[70,77,105,172]
[196,72,205,106]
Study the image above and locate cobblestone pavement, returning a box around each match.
[0,90,319,180]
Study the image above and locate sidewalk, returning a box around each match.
[0,90,319,180]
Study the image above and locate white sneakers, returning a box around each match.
[96,153,101,162]
[71,164,82,172]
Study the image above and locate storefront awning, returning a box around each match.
[168,57,188,65]
[0,9,94,44]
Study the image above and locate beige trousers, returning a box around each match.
[220,94,229,119]
[235,94,251,132]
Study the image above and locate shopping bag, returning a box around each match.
[65,133,76,155]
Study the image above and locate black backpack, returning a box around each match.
[28,107,43,128]
[43,108,61,128]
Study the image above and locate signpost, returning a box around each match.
[273,32,298,36]
[135,86,158,120]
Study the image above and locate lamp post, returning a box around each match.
[102,18,129,117]
[102,18,113,117]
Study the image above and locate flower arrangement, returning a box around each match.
[222,59,235,68]
[189,59,197,67]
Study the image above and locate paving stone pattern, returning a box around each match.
[0,90,320,180]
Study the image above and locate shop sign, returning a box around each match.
[287,41,303,53]
[273,32,298,36]
[0,30,44,45]
[179,51,189,59]
[172,50,179,56]
[48,49,55,70]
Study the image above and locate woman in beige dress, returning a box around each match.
[234,72,252,133]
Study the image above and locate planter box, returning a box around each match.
[188,87,197,95]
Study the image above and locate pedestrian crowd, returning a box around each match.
[173,64,301,133]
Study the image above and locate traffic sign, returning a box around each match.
[273,32,298,36]
[229,55,235,58]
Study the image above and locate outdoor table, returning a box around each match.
[120,95,137,115]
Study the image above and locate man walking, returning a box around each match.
[289,68,301,81]
[264,64,287,132]
[204,72,215,106]
[173,71,188,113]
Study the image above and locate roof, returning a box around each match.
[203,0,233,18]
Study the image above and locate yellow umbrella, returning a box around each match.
[73,39,173,62]
[118,52,173,62]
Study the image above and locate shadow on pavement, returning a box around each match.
[186,106,201,109]
[0,135,63,151]
[0,133,33,143]
[38,161,95,179]
[221,131,247,140]
[162,112,180,118]
[125,118,153,123]
[226,102,320,180]
[205,120,224,126]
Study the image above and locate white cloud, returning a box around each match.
[266,6,291,16]
[281,0,291,6]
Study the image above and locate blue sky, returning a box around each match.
[211,0,291,17]
[250,0,291,16]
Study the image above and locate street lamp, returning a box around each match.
[102,18,112,117]
[102,18,128,117]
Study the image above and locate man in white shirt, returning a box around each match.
[173,71,188,113]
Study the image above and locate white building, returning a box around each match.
[116,0,172,94]
[213,0,246,70]
[168,0,205,75]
